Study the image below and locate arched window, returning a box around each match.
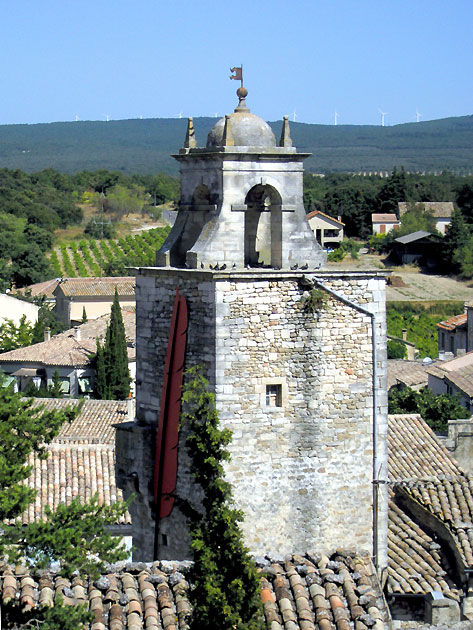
[244,185,282,268]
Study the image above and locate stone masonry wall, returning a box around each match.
[125,268,388,568]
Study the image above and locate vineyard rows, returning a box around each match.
[50,227,170,277]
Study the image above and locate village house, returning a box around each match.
[306,209,344,248]
[53,277,135,327]
[371,212,400,235]
[0,310,136,396]
[436,302,473,359]
[398,201,453,235]
[427,350,473,411]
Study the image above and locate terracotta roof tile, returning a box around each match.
[305,210,344,225]
[14,278,60,300]
[0,310,135,367]
[398,202,454,218]
[387,360,430,390]
[0,552,389,630]
[387,414,472,598]
[54,277,135,298]
[7,398,132,526]
[371,213,399,223]
[437,312,467,331]
[388,414,462,482]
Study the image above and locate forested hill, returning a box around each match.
[0,115,472,175]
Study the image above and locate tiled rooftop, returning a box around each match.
[0,310,136,367]
[306,210,344,225]
[0,551,388,630]
[387,361,430,391]
[15,278,60,300]
[10,398,132,526]
[54,277,135,298]
[371,213,399,223]
[388,496,460,599]
[388,414,462,482]
[427,352,473,398]
[437,312,467,332]
[398,202,454,218]
[387,414,470,599]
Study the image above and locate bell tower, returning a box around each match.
[156,87,326,271]
[117,84,388,573]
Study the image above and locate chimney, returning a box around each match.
[44,327,51,342]
[402,329,407,342]
[127,394,135,421]
[74,326,81,341]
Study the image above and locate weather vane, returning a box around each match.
[230,66,243,87]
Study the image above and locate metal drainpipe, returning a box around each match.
[305,276,382,570]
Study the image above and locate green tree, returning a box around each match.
[182,367,264,630]
[387,340,407,359]
[11,244,53,288]
[0,387,130,628]
[396,202,438,237]
[376,167,408,213]
[105,184,146,219]
[94,292,130,400]
[453,236,473,279]
[388,385,467,431]
[81,306,88,323]
[0,315,34,352]
[93,339,108,400]
[442,207,471,273]
[31,303,65,344]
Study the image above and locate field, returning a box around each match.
[49,227,170,277]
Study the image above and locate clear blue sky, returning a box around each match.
[1,0,471,126]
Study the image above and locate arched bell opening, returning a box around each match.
[244,184,282,268]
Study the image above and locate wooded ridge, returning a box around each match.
[0,115,472,175]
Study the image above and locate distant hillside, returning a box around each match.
[0,115,472,175]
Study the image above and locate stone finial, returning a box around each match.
[184,117,196,148]
[222,115,234,146]
[279,116,293,147]
[234,86,250,113]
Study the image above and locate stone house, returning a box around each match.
[53,277,135,327]
[427,350,473,411]
[0,310,136,397]
[371,212,400,235]
[436,303,473,359]
[306,209,344,248]
[398,201,454,235]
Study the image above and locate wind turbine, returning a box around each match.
[378,109,387,126]
[293,109,297,122]
[102,114,110,122]
[178,112,183,119]
[75,115,79,122]
[334,110,339,126]
[416,109,422,123]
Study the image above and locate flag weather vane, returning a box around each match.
[230,66,243,87]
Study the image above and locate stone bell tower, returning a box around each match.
[156,86,326,271]
[117,86,388,573]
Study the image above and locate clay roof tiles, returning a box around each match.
[54,277,135,298]
[387,360,430,391]
[437,312,467,332]
[388,414,462,482]
[0,551,388,630]
[0,310,136,367]
[9,398,132,526]
[371,213,399,223]
[398,202,454,218]
[387,414,471,598]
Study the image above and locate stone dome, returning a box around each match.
[206,112,276,148]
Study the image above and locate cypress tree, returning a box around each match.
[93,340,108,400]
[103,289,130,400]
[182,367,264,630]
[81,306,88,323]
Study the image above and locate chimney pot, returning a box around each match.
[44,327,51,342]
[74,326,81,341]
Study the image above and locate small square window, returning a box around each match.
[266,384,282,407]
